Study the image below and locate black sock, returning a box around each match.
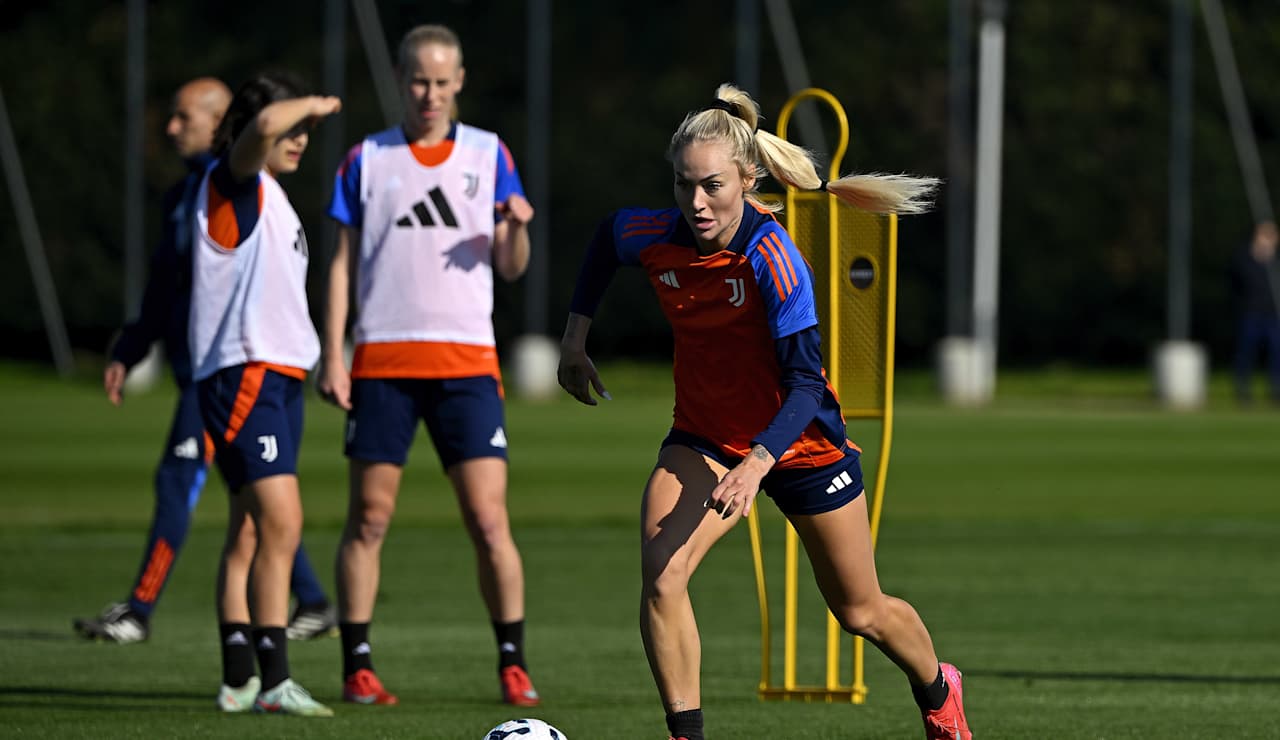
[912,665,949,712]
[665,708,704,740]
[340,621,374,678]
[219,623,256,688]
[253,626,289,691]
[492,619,526,670]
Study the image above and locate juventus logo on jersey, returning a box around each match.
[658,270,681,288]
[725,278,746,307]
[292,227,308,257]
[463,172,479,198]
[257,435,279,463]
[396,187,459,228]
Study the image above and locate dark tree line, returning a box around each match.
[1,0,1276,372]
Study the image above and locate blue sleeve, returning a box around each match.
[111,181,187,368]
[750,326,827,461]
[751,228,818,339]
[327,143,364,228]
[568,213,622,317]
[494,138,526,207]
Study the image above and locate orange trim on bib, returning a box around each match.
[409,139,455,167]
[351,341,500,381]
[247,361,308,381]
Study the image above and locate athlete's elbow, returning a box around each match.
[496,261,528,282]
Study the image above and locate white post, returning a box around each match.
[968,0,1006,404]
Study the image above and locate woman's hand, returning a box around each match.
[705,445,774,519]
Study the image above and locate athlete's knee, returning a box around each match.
[348,502,394,544]
[224,520,257,562]
[641,544,693,601]
[831,597,889,640]
[462,504,513,552]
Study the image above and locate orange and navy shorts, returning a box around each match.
[197,364,305,491]
[661,429,863,516]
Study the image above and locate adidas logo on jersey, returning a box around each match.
[396,187,458,228]
[658,270,681,288]
[172,437,199,460]
[825,470,854,494]
[292,226,308,257]
[489,427,508,449]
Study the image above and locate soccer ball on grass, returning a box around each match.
[485,718,567,739]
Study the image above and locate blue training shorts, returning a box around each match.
[345,376,508,469]
[661,429,864,516]
[197,365,304,491]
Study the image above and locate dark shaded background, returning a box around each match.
[1,0,1276,370]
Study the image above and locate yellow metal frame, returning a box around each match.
[747,88,897,704]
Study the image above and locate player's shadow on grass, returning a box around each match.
[0,628,78,642]
[0,685,209,711]
[970,668,1280,685]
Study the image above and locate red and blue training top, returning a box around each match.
[569,200,855,469]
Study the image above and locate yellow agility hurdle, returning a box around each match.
[747,88,897,704]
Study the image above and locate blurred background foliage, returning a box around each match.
[1,0,1277,370]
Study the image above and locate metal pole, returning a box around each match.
[124,0,145,320]
[736,0,761,95]
[1200,0,1273,224]
[1168,0,1193,341]
[972,0,1006,398]
[524,0,551,334]
[321,0,347,267]
[0,88,75,376]
[947,0,974,338]
[762,0,828,163]
[350,0,401,127]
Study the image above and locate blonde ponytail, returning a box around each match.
[671,83,941,215]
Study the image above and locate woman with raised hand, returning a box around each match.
[189,71,340,717]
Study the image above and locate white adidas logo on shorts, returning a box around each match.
[825,470,854,494]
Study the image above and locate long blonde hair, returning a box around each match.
[668,83,940,215]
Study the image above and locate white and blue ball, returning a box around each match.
[485,718,567,740]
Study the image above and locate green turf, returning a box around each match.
[1,361,1277,738]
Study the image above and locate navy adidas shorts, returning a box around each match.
[345,376,508,469]
[661,429,863,516]
[197,365,304,491]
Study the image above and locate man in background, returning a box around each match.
[1230,220,1280,405]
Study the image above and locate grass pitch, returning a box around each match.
[0,362,1277,738]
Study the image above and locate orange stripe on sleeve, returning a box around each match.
[224,365,266,445]
[755,244,788,301]
[498,140,515,174]
[206,178,264,250]
[621,227,668,238]
[761,237,795,295]
[206,182,241,249]
[202,430,215,465]
[767,233,799,290]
